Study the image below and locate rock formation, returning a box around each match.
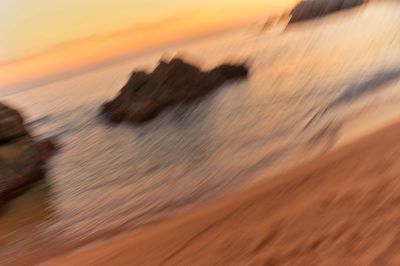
[0,103,56,205]
[101,58,249,124]
[289,0,366,24]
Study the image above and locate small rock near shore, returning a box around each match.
[0,103,56,204]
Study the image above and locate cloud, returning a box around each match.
[0,11,196,67]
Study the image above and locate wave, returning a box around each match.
[305,67,400,129]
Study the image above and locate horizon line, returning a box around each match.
[0,23,253,97]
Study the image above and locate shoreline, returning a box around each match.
[43,116,400,265]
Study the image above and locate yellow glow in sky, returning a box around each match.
[0,0,296,89]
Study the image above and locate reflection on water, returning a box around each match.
[0,181,54,262]
[1,2,400,265]
[0,181,53,233]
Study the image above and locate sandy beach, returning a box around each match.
[43,119,400,265]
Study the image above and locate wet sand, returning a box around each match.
[43,119,400,265]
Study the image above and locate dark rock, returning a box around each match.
[101,58,249,124]
[0,102,55,205]
[289,0,366,24]
[39,137,59,157]
[342,0,365,9]
[0,104,27,143]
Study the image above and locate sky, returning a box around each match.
[0,0,296,90]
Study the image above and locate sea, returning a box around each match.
[1,2,400,264]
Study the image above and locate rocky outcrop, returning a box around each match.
[289,0,366,24]
[0,103,56,205]
[101,58,249,124]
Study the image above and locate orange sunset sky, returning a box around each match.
[0,0,296,91]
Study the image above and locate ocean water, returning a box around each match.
[1,2,400,264]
